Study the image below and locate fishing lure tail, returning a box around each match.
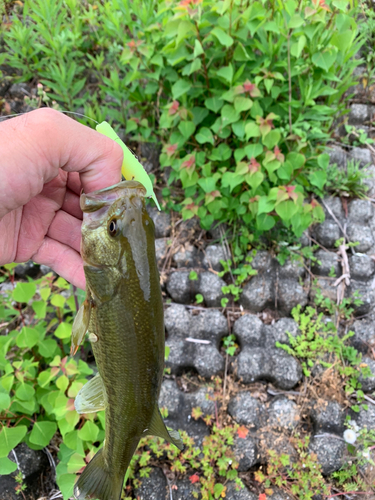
[74,449,124,500]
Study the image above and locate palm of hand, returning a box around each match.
[0,171,84,288]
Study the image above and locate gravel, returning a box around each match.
[202,244,229,271]
[234,434,260,471]
[308,435,346,475]
[236,347,302,389]
[311,250,341,277]
[233,314,265,348]
[267,396,300,430]
[198,272,227,307]
[309,400,346,434]
[349,253,375,280]
[135,467,167,500]
[347,225,374,253]
[228,392,266,429]
[240,275,274,312]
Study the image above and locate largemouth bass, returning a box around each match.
[71,180,183,500]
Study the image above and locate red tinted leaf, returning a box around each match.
[190,474,200,484]
[237,425,249,439]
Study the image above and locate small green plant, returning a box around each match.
[14,470,27,497]
[332,419,375,494]
[276,304,371,409]
[195,293,204,304]
[189,270,199,281]
[219,255,257,303]
[222,334,238,356]
[325,159,370,199]
[255,434,331,500]
[314,286,363,320]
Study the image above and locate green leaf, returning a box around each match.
[50,294,65,308]
[171,79,191,99]
[245,121,260,139]
[12,282,36,303]
[209,143,232,161]
[262,130,281,149]
[198,177,217,193]
[29,421,57,447]
[221,172,243,192]
[205,96,223,113]
[244,143,263,159]
[257,196,275,215]
[332,0,349,11]
[67,452,86,473]
[16,327,39,348]
[195,127,214,145]
[221,104,240,125]
[288,14,304,28]
[216,64,233,84]
[192,107,209,126]
[211,27,234,47]
[77,421,99,442]
[246,171,264,190]
[0,393,10,411]
[38,338,59,358]
[233,42,250,61]
[256,214,275,231]
[32,300,46,319]
[232,121,246,139]
[15,382,35,401]
[178,121,196,139]
[291,35,306,58]
[275,200,299,221]
[38,369,56,388]
[312,48,337,72]
[57,473,75,500]
[193,39,204,57]
[0,426,27,458]
[54,322,72,339]
[214,483,225,498]
[0,456,17,474]
[234,96,252,113]
[309,170,327,191]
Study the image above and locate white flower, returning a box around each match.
[347,420,359,432]
[343,429,357,444]
[362,448,370,460]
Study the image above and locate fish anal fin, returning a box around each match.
[75,373,107,414]
[71,297,91,355]
[74,448,124,500]
[144,406,184,451]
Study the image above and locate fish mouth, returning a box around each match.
[80,180,146,214]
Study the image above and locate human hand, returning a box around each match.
[0,108,123,289]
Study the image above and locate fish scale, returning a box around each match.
[71,181,183,500]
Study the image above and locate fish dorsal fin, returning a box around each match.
[71,297,91,355]
[75,373,107,414]
[143,406,184,451]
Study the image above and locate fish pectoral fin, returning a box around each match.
[144,406,184,451]
[71,296,91,355]
[74,373,107,414]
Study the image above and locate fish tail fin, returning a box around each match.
[74,449,124,500]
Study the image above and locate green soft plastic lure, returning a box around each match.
[96,121,160,210]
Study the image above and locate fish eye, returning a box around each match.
[108,218,119,237]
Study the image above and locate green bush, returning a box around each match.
[1,0,366,240]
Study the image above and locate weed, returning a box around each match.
[255,434,331,500]
[276,304,372,409]
[325,159,370,199]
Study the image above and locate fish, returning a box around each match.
[71,180,183,500]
